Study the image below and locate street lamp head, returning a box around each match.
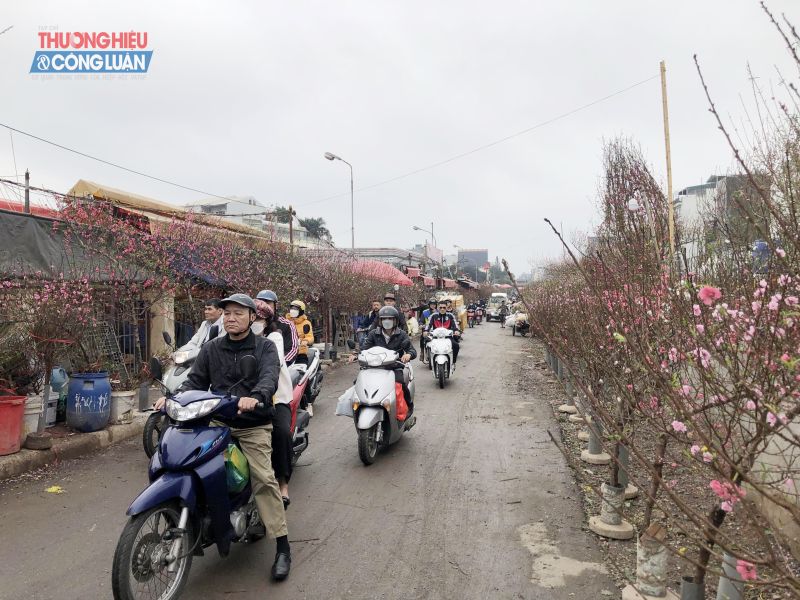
[324,152,337,161]
[412,225,421,231]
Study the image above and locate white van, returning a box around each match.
[486,293,509,322]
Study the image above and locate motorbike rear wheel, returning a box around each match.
[142,413,168,459]
[112,502,193,600]
[358,424,379,465]
[512,325,516,336]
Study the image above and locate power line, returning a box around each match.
[297,74,660,207]
[1,73,658,212]
[0,122,233,201]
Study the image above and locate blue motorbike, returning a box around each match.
[112,356,265,600]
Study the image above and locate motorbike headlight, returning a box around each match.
[166,398,221,421]
[173,351,191,365]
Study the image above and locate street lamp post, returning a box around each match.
[324,151,354,250]
[413,223,440,281]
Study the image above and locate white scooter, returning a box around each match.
[336,346,416,465]
[426,327,455,389]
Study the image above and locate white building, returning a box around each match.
[183,196,326,247]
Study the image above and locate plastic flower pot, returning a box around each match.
[636,524,668,597]
[680,576,704,600]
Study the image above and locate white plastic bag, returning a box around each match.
[505,315,516,327]
[335,386,356,417]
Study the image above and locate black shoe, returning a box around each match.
[271,552,291,581]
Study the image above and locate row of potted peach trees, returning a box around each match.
[515,137,800,598]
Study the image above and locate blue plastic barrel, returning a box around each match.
[66,372,111,432]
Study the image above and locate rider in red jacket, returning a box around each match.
[425,301,461,364]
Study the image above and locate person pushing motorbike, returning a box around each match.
[154,293,292,581]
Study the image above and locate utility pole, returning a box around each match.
[24,169,30,213]
[660,60,676,261]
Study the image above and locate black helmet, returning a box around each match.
[378,305,400,329]
[378,306,400,319]
[428,297,437,305]
[219,293,257,313]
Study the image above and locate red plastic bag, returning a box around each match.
[395,382,408,422]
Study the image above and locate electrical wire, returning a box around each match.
[297,74,660,207]
[0,122,233,202]
[1,73,658,212]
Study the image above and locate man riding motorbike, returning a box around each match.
[360,306,417,414]
[425,301,461,365]
[378,292,407,332]
[182,298,224,348]
[153,293,292,581]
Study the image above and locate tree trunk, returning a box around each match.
[693,506,727,584]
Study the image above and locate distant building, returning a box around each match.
[456,248,488,282]
[351,247,434,271]
[183,196,325,247]
[675,174,770,268]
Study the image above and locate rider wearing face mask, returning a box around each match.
[255,290,299,364]
[286,300,314,366]
[360,306,417,414]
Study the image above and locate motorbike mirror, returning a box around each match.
[208,325,219,341]
[162,331,173,346]
[239,354,258,380]
[227,354,258,396]
[346,339,356,350]
[149,356,163,381]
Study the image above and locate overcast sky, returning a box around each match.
[2,1,798,274]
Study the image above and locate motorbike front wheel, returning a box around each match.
[358,424,379,465]
[142,413,168,458]
[112,502,193,600]
[438,365,446,389]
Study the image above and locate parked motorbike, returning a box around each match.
[467,308,476,328]
[427,327,455,389]
[113,356,265,600]
[336,346,416,465]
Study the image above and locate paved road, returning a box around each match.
[0,323,616,599]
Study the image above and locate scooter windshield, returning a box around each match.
[358,347,399,367]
